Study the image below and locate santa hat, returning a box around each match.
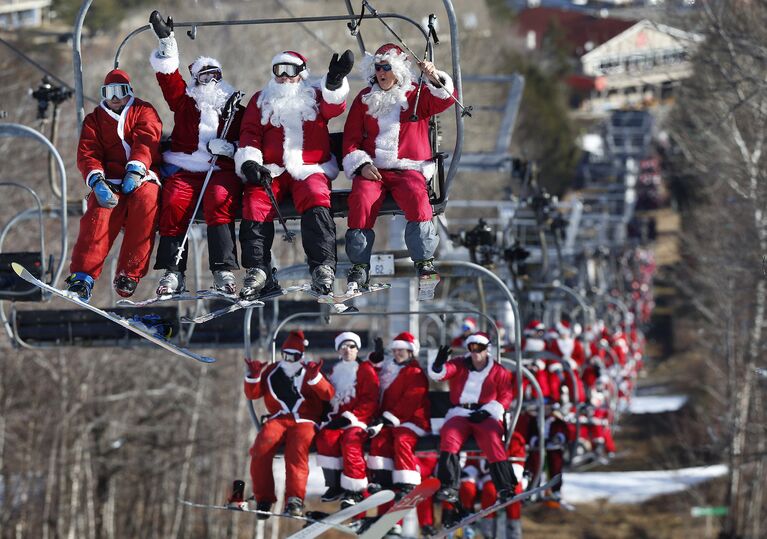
[282,330,308,355]
[523,320,545,336]
[104,69,130,86]
[461,317,477,332]
[556,320,572,337]
[188,56,222,78]
[464,331,491,348]
[390,331,420,355]
[335,331,361,351]
[271,50,309,79]
[360,42,414,87]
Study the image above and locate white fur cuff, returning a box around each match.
[149,49,179,75]
[425,70,454,99]
[307,373,323,386]
[86,169,105,185]
[392,469,421,485]
[342,410,367,430]
[342,150,372,181]
[321,74,350,105]
[382,411,400,427]
[367,455,394,470]
[317,454,343,469]
[234,146,264,181]
[341,474,368,491]
[481,400,505,421]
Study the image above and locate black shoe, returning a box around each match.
[285,496,304,517]
[320,486,344,503]
[421,524,438,536]
[113,275,138,298]
[346,263,370,290]
[340,490,364,509]
[393,483,415,500]
[441,508,460,529]
[434,487,459,504]
[367,482,383,495]
[498,488,515,502]
[255,500,272,520]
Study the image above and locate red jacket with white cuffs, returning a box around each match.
[244,361,334,424]
[377,358,431,435]
[326,360,379,430]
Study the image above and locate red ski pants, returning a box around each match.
[369,426,421,486]
[439,416,507,463]
[242,172,331,221]
[70,181,159,281]
[249,416,315,503]
[315,426,368,491]
[158,169,241,235]
[347,170,433,229]
[481,479,523,519]
[416,455,438,527]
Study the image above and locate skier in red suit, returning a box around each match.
[315,331,379,508]
[366,332,431,499]
[67,68,162,302]
[234,49,354,297]
[429,332,518,518]
[148,11,245,296]
[242,330,334,517]
[342,43,457,290]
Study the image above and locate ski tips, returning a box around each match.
[11,262,25,276]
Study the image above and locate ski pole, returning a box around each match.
[361,0,473,117]
[409,14,437,122]
[173,91,243,266]
[261,178,295,243]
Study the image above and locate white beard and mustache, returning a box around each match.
[257,78,318,127]
[362,79,414,119]
[378,357,405,394]
[187,79,236,114]
[329,359,359,411]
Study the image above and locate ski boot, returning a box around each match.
[415,258,440,301]
[240,268,267,301]
[258,268,283,299]
[393,483,415,501]
[385,523,403,537]
[254,500,272,520]
[339,490,364,509]
[212,270,237,295]
[321,485,344,503]
[65,272,94,303]
[320,468,344,502]
[434,486,459,504]
[226,479,247,511]
[421,524,438,537]
[346,263,370,292]
[113,275,138,298]
[311,264,335,295]
[156,271,185,296]
[543,491,562,509]
[284,496,304,517]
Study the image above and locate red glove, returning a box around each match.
[304,360,323,382]
[244,358,265,379]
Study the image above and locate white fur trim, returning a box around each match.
[126,159,147,174]
[321,74,350,104]
[272,51,307,67]
[459,358,493,404]
[424,70,454,99]
[400,421,428,436]
[369,104,434,177]
[244,375,260,384]
[317,455,343,470]
[524,338,545,352]
[392,469,421,485]
[535,359,546,371]
[428,357,447,381]
[150,49,179,74]
[335,332,362,351]
[343,150,373,179]
[512,463,525,483]
[162,150,215,173]
[443,407,472,423]
[366,455,394,470]
[307,373,323,386]
[341,473,368,491]
[390,340,414,352]
[481,400,505,421]
[86,169,105,185]
[280,114,340,181]
[341,410,367,430]
[548,362,563,373]
[234,146,264,181]
[464,334,490,347]
[556,338,575,358]
[382,411,400,427]
[189,56,222,77]
[567,358,579,371]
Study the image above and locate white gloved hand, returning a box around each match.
[207,138,235,158]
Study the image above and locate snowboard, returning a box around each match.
[430,474,562,538]
[356,478,441,539]
[285,489,396,539]
[11,263,216,364]
[181,285,305,324]
[417,274,440,301]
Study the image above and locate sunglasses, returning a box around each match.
[468,343,488,352]
[273,63,304,78]
[374,63,393,72]
[100,83,132,100]
[339,343,358,350]
[282,351,303,361]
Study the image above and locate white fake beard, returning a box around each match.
[280,360,303,376]
[378,356,405,393]
[329,360,359,409]
[257,78,318,127]
[362,79,413,119]
[187,79,236,113]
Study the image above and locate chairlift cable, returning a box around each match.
[274,0,336,54]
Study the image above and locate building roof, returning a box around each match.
[516,7,636,57]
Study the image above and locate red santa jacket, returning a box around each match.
[327,359,379,429]
[150,52,243,173]
[235,82,347,181]
[77,98,162,186]
[377,358,431,436]
[341,73,456,180]
[244,360,334,424]
[429,356,513,423]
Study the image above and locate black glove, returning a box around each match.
[149,10,173,39]
[369,337,385,364]
[326,49,354,91]
[325,416,352,430]
[468,409,491,423]
[241,160,272,187]
[432,345,452,373]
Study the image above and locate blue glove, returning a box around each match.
[122,162,146,194]
[88,173,118,209]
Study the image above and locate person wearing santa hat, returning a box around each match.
[66,68,163,302]
[429,332,518,508]
[450,317,477,348]
[240,330,333,517]
[234,48,355,298]
[315,331,379,508]
[365,331,430,507]
[148,11,246,297]
[342,43,457,290]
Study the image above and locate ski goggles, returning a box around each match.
[282,350,303,362]
[339,342,358,350]
[374,63,393,72]
[196,68,222,85]
[272,63,305,78]
[100,83,132,100]
[467,342,489,353]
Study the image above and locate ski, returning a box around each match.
[116,289,235,307]
[179,499,356,534]
[180,285,305,324]
[430,475,562,538]
[301,282,390,312]
[286,489,396,539]
[356,478,440,539]
[417,273,440,301]
[11,263,216,364]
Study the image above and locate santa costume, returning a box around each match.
[242,330,334,516]
[315,331,379,505]
[342,43,456,287]
[69,68,162,299]
[149,21,245,295]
